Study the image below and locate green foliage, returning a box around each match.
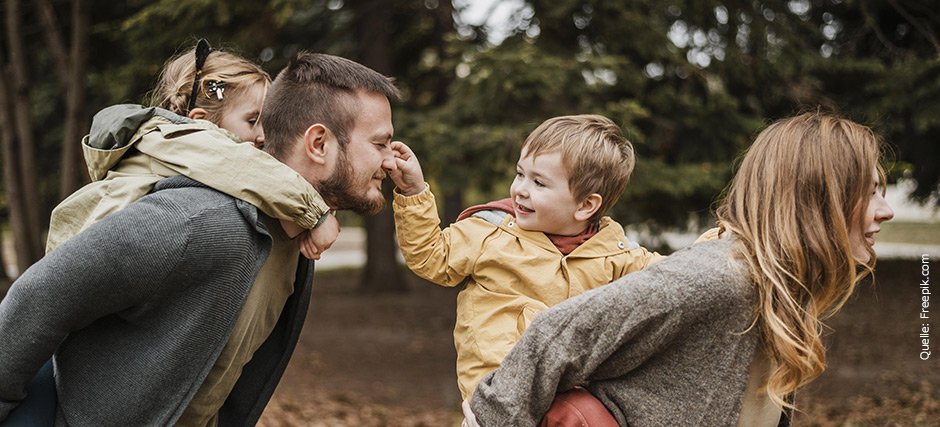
[613,159,731,230]
[11,0,940,245]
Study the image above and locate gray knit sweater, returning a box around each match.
[471,237,759,426]
[0,176,314,426]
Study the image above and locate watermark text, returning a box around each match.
[920,254,931,360]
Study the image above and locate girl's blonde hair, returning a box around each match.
[715,112,883,409]
[148,44,271,124]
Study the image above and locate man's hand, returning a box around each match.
[461,398,481,427]
[387,141,425,196]
[299,214,340,260]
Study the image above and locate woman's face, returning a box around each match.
[849,168,895,263]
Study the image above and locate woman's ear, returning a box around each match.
[574,193,603,221]
[187,108,209,121]
[303,124,330,165]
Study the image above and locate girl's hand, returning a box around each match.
[299,214,340,260]
[388,141,426,196]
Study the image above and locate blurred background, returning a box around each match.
[1,0,938,425]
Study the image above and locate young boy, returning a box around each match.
[388,114,665,399]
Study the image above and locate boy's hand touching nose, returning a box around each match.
[388,141,426,196]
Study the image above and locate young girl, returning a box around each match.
[46,39,337,258]
[463,112,895,426]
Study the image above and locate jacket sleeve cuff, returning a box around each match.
[297,197,331,229]
[393,183,432,208]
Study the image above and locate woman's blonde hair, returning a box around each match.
[148,43,270,124]
[715,111,883,409]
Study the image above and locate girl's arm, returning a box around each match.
[136,122,330,229]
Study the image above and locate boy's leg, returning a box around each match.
[0,359,57,427]
[539,387,618,427]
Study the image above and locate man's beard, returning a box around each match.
[317,153,386,216]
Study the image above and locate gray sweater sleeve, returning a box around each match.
[0,190,249,419]
[470,240,753,426]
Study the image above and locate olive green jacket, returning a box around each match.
[46,104,329,252]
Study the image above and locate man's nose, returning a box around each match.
[381,154,397,173]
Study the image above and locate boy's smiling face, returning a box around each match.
[510,150,591,236]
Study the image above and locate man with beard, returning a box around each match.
[0,53,400,426]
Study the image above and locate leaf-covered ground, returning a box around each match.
[4,258,932,426]
[258,259,939,426]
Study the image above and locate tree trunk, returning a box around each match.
[433,1,462,226]
[361,186,406,293]
[63,0,91,195]
[354,0,406,293]
[0,225,8,281]
[442,190,463,225]
[0,67,33,276]
[35,0,91,200]
[4,0,44,268]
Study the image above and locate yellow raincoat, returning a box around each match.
[393,188,665,398]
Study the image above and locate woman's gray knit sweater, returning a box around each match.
[471,237,759,426]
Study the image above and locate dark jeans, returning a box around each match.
[0,359,56,427]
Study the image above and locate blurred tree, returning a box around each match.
[448,0,940,243]
[804,0,940,204]
[1,0,937,279]
[34,0,92,199]
[353,0,408,293]
[1,0,45,271]
[0,225,6,282]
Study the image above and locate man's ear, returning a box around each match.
[303,124,330,165]
[574,193,603,221]
[187,108,209,121]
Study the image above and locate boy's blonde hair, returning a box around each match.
[522,114,635,222]
[716,112,883,410]
[148,44,271,124]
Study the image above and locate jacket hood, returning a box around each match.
[87,104,193,150]
[82,105,193,179]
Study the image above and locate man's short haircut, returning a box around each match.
[522,115,636,222]
[262,52,401,160]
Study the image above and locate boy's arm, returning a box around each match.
[388,141,485,286]
[135,124,330,229]
[394,190,492,287]
[615,244,667,279]
[614,227,720,279]
[694,227,721,243]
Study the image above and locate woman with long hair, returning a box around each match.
[463,112,895,426]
